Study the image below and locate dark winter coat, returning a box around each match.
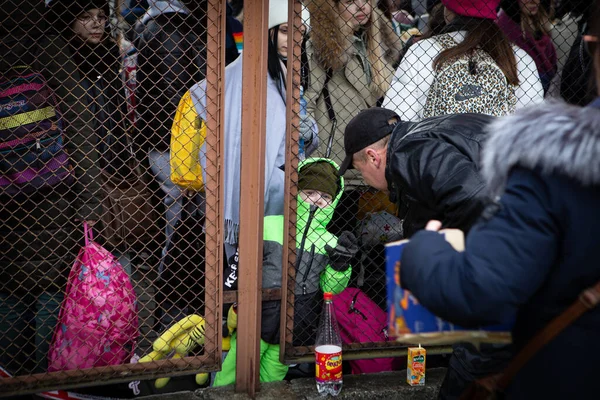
[401,100,600,399]
[561,19,595,106]
[385,113,493,237]
[135,12,207,152]
[72,40,132,179]
[0,31,101,294]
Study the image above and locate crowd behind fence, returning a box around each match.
[0,0,594,396]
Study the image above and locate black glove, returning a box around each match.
[325,231,359,272]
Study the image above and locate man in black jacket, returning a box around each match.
[338,107,492,238]
[339,108,513,399]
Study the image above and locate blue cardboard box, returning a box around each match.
[385,230,511,345]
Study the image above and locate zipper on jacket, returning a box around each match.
[295,204,317,291]
[300,244,316,295]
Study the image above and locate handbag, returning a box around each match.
[460,280,600,399]
[99,131,159,249]
[48,222,138,371]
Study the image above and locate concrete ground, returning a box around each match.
[142,368,446,400]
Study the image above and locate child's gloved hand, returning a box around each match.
[325,231,359,271]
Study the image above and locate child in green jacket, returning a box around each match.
[214,158,358,386]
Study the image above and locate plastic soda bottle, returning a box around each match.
[315,292,343,396]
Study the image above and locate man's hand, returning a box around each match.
[325,231,359,272]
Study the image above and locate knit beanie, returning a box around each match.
[298,161,339,199]
[441,0,500,20]
[269,0,288,29]
[47,0,110,34]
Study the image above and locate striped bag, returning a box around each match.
[0,66,73,195]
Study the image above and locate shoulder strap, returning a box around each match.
[496,280,600,391]
[320,68,338,158]
[321,68,335,124]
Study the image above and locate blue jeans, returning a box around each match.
[0,291,63,375]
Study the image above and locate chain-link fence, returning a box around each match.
[0,0,593,396]
[279,0,593,363]
[0,0,226,396]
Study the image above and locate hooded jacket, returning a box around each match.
[134,0,207,152]
[304,1,402,189]
[386,113,493,237]
[260,158,351,346]
[0,0,101,294]
[401,100,600,399]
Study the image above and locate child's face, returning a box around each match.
[72,8,107,45]
[299,189,333,209]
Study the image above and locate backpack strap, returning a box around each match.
[494,280,600,391]
[320,68,337,158]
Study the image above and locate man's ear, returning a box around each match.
[365,148,382,167]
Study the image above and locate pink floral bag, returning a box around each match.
[48,222,138,371]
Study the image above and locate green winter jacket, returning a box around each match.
[261,158,351,345]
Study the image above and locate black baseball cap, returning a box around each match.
[338,107,400,176]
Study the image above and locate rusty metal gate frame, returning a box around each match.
[278,0,454,366]
[0,0,225,396]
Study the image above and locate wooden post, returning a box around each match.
[236,0,269,396]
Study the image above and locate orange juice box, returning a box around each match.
[407,345,426,386]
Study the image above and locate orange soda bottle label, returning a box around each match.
[315,345,342,382]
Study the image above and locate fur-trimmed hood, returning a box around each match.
[307,0,401,72]
[482,101,600,198]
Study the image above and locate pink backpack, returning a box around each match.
[333,288,401,374]
[48,223,138,371]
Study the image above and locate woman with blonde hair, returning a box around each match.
[305,0,402,233]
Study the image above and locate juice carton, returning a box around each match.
[407,345,426,386]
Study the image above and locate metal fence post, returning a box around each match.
[236,0,269,396]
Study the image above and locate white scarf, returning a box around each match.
[190,56,288,245]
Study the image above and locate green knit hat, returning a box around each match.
[298,161,338,198]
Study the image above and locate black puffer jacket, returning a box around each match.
[386,113,493,237]
[135,12,207,152]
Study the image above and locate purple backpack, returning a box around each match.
[333,288,401,374]
[0,67,73,195]
[48,223,138,371]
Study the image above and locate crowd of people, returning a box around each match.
[0,0,598,398]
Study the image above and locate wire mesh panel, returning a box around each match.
[280,0,590,365]
[0,0,225,395]
[0,0,593,395]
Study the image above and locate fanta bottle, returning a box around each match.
[315,292,343,396]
